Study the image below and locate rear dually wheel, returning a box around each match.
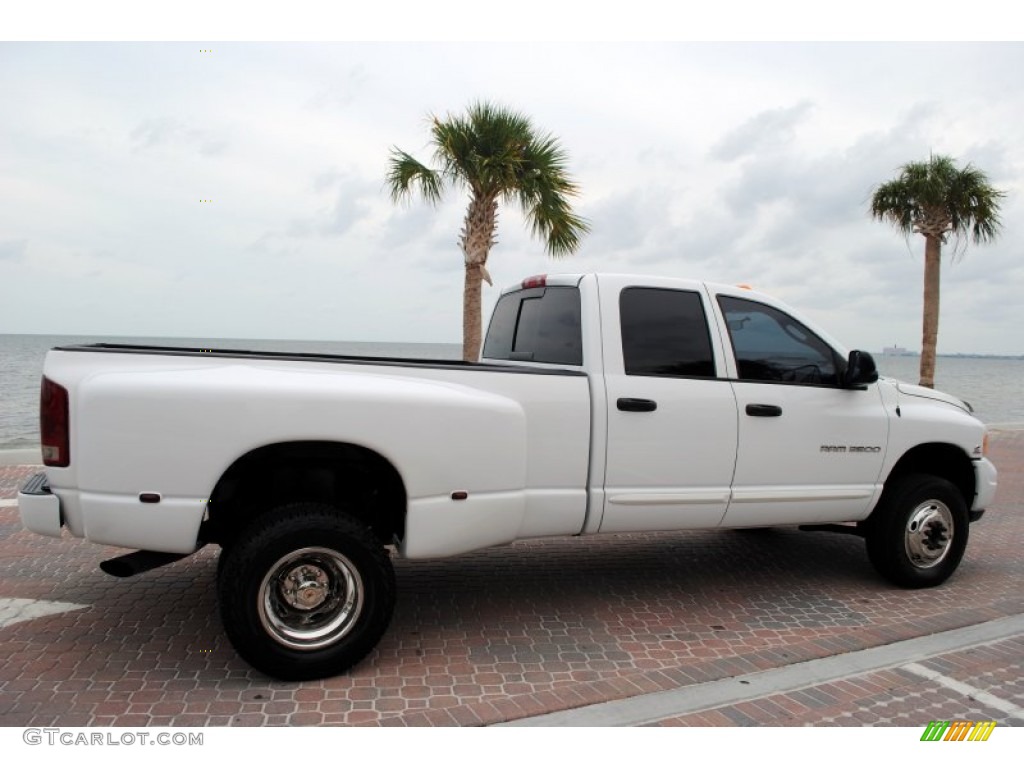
[217,503,395,681]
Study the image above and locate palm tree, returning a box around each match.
[870,154,1004,388]
[387,101,589,361]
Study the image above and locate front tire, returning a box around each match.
[217,503,395,680]
[865,474,969,588]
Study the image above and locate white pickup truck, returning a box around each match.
[19,273,998,680]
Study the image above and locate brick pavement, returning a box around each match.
[0,431,1021,727]
[653,633,1024,727]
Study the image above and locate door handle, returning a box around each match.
[746,403,782,417]
[617,398,658,413]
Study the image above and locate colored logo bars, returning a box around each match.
[920,720,997,741]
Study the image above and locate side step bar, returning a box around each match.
[798,523,864,537]
[100,549,196,578]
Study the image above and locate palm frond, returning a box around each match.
[870,176,920,235]
[526,195,590,257]
[385,149,444,205]
[870,154,1004,245]
[390,100,588,258]
[947,163,1005,244]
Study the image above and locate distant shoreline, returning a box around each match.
[0,333,1018,360]
[879,353,1024,360]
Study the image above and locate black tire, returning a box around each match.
[865,474,969,588]
[217,503,395,681]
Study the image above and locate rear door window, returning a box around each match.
[620,288,716,377]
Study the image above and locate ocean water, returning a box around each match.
[1,334,1021,450]
[873,355,1024,428]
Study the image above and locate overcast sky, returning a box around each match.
[2,38,1022,354]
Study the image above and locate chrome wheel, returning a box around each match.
[866,474,968,589]
[219,505,395,680]
[904,499,954,569]
[257,547,364,651]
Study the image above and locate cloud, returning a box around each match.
[130,117,179,149]
[381,203,451,249]
[306,65,371,111]
[706,101,994,276]
[323,184,374,236]
[3,43,1022,354]
[711,101,815,162]
[584,191,665,255]
[313,169,344,192]
[130,118,228,157]
[0,239,28,261]
[264,170,382,240]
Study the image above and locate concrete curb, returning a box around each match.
[500,614,1024,726]
[0,448,42,467]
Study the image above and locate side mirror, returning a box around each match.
[844,350,878,388]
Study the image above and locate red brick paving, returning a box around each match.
[0,431,1021,726]
[653,635,1024,727]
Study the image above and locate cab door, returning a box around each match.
[714,292,889,526]
[600,279,739,532]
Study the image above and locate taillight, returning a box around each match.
[521,274,547,289]
[40,376,70,467]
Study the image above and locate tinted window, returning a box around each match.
[620,288,716,378]
[482,286,583,365]
[718,296,840,386]
[482,290,520,360]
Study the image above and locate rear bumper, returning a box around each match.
[17,473,204,553]
[17,472,63,538]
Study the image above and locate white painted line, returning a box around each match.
[0,598,89,629]
[500,614,1024,726]
[0,499,18,508]
[902,661,1024,719]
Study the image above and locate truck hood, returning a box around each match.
[889,378,973,414]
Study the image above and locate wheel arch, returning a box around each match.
[877,442,975,514]
[203,441,407,548]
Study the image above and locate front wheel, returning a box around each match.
[217,503,395,680]
[865,474,969,588]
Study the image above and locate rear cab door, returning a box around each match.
[597,275,739,532]
[710,286,890,526]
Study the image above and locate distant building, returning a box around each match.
[881,345,917,357]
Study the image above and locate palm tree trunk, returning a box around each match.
[918,234,942,388]
[459,195,497,362]
[463,264,483,361]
